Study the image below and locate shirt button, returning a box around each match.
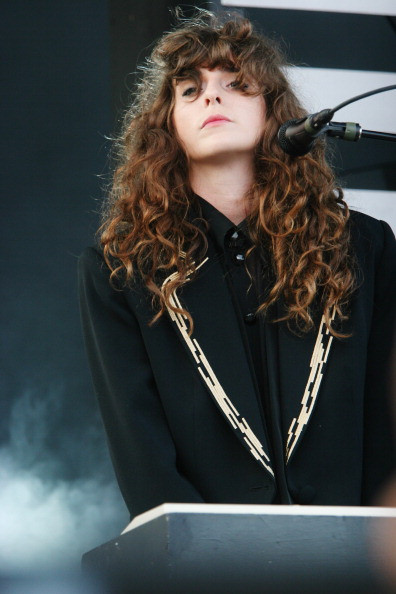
[228,230,246,249]
[228,232,239,249]
[234,253,245,264]
[244,312,256,324]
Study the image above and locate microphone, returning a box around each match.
[277,108,334,156]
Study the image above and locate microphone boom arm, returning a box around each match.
[323,121,396,143]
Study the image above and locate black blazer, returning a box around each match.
[78,211,396,519]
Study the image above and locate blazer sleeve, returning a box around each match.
[78,247,204,519]
[361,220,396,504]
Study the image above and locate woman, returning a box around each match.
[78,10,395,519]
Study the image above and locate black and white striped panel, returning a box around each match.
[219,0,396,231]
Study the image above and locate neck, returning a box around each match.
[189,156,255,225]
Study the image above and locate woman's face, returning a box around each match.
[172,67,266,165]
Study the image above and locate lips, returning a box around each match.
[201,114,231,128]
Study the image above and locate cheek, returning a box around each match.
[239,96,266,128]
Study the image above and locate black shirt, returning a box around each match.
[198,196,292,504]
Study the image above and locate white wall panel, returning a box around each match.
[221,0,396,17]
[344,189,396,232]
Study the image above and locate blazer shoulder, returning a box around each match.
[348,209,395,263]
[78,246,146,302]
[348,208,395,239]
[78,245,115,287]
[79,245,105,269]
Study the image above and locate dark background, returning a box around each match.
[1,0,395,574]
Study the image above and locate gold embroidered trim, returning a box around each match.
[162,261,274,476]
[285,309,335,463]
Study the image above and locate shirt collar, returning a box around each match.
[195,194,248,252]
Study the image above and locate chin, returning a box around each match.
[192,141,253,160]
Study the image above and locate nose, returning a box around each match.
[204,94,221,105]
[203,80,222,105]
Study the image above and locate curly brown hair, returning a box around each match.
[100,8,355,337]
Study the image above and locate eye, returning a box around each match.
[181,86,198,97]
[228,80,249,90]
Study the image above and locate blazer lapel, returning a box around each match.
[161,244,274,479]
[275,307,336,464]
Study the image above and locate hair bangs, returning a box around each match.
[156,21,290,103]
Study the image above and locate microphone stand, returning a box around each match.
[325,121,396,143]
[277,86,396,155]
